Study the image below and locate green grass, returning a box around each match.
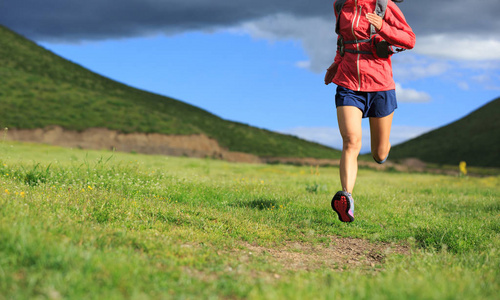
[1,141,499,299]
[0,25,340,159]
[390,97,500,168]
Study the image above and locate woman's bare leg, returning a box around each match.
[337,106,363,193]
[369,112,394,163]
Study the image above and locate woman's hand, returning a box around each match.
[324,63,338,85]
[366,12,383,31]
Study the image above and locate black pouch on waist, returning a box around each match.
[375,40,390,58]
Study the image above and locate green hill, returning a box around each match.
[390,98,500,168]
[0,25,340,159]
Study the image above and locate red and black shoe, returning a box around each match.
[331,191,354,222]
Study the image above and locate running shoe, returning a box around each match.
[331,191,354,222]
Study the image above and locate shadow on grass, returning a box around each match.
[233,198,281,210]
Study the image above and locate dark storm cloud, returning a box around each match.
[0,0,327,41]
[400,0,500,36]
[1,0,499,42]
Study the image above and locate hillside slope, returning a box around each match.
[0,25,340,159]
[390,98,500,168]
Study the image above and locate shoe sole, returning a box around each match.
[331,194,354,223]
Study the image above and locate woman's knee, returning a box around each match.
[372,144,391,163]
[342,135,362,152]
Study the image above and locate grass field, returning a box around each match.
[1,141,499,299]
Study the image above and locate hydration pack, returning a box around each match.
[334,0,404,58]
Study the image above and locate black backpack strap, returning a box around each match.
[345,49,372,55]
[334,0,347,35]
[370,0,388,36]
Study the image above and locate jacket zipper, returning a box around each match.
[351,2,362,91]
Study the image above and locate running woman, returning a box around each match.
[324,0,415,222]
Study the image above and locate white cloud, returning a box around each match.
[392,55,500,91]
[395,83,432,103]
[392,55,450,81]
[390,126,434,146]
[282,126,341,148]
[459,60,500,71]
[237,14,500,79]
[415,34,500,61]
[281,125,434,154]
[470,70,500,90]
[457,81,470,91]
[295,60,311,69]
[239,14,337,73]
[280,126,343,151]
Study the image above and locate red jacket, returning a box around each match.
[332,0,415,92]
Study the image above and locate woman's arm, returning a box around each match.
[367,2,415,50]
[324,36,343,85]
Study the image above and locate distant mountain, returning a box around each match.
[390,98,500,168]
[0,25,340,159]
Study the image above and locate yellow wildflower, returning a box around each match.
[459,161,467,176]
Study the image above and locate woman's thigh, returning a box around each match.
[337,106,363,147]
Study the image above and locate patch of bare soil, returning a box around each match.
[5,126,463,175]
[241,236,409,272]
[5,126,261,163]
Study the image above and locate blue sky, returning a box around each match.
[3,0,500,153]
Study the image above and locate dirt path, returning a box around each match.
[243,236,409,272]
